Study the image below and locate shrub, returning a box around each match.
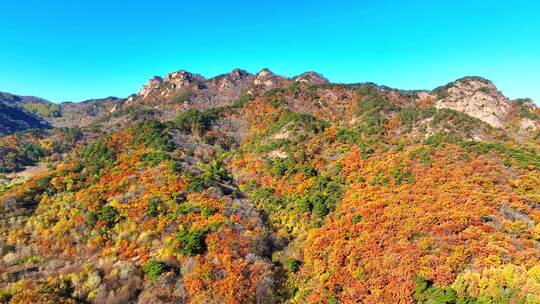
[201,206,217,217]
[142,258,167,282]
[268,157,296,177]
[87,205,119,228]
[311,195,329,217]
[231,94,252,108]
[140,151,171,166]
[147,197,160,217]
[419,150,432,166]
[370,169,390,186]
[437,91,449,100]
[478,86,491,94]
[20,143,46,163]
[284,258,301,273]
[99,205,119,227]
[173,109,219,135]
[197,159,231,182]
[174,91,193,103]
[132,120,175,152]
[61,126,83,143]
[252,187,284,214]
[414,276,458,303]
[294,196,311,213]
[398,107,436,130]
[266,111,327,136]
[414,276,478,304]
[514,99,538,120]
[186,175,211,192]
[430,109,486,135]
[78,137,117,177]
[391,166,414,185]
[20,102,61,118]
[289,175,344,217]
[176,229,208,256]
[171,203,194,219]
[185,159,231,192]
[355,85,400,136]
[270,96,286,107]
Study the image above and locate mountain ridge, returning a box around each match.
[1,71,538,139]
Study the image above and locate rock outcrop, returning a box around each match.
[139,76,163,97]
[207,69,253,93]
[433,77,510,128]
[293,71,329,85]
[164,70,206,90]
[253,68,287,88]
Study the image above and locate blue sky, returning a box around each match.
[1,0,539,103]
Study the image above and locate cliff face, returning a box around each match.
[432,77,511,128]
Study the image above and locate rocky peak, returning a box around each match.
[138,71,206,98]
[432,77,510,128]
[208,69,253,92]
[293,71,329,85]
[253,68,283,87]
[210,69,252,84]
[228,68,252,80]
[165,70,205,85]
[257,68,273,77]
[139,76,163,97]
[164,70,206,92]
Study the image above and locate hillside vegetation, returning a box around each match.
[0,69,539,303]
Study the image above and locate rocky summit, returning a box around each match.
[0,69,539,303]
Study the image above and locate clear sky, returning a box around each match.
[1,0,539,103]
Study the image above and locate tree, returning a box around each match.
[143,258,167,282]
[177,229,207,256]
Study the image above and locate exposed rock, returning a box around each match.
[126,94,137,104]
[229,68,251,80]
[433,77,510,128]
[208,69,253,92]
[4,70,538,139]
[293,71,329,85]
[139,76,163,97]
[164,70,206,90]
[268,149,288,159]
[2,252,21,266]
[271,128,291,140]
[253,68,284,87]
[53,97,123,128]
[512,99,539,131]
[500,206,535,227]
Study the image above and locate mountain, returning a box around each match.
[0,70,539,303]
[0,102,50,137]
[0,92,124,134]
[3,72,537,136]
[0,93,53,136]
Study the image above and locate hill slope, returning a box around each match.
[0,70,539,303]
[0,93,53,136]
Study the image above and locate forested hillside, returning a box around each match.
[0,69,539,303]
